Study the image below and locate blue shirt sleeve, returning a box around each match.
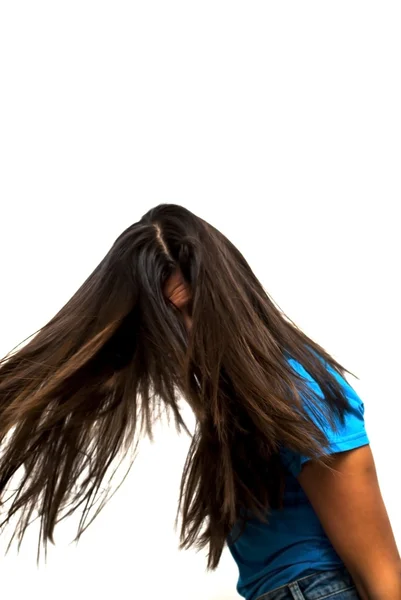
[281,358,370,478]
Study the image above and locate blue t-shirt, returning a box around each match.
[227,358,369,600]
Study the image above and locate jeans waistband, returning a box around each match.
[255,567,358,600]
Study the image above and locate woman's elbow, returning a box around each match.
[350,561,401,600]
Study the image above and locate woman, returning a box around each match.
[0,204,399,599]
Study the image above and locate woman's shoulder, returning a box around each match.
[286,355,365,415]
[281,356,369,477]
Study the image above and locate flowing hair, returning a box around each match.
[0,203,353,569]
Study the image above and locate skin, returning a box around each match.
[299,447,401,599]
[164,269,192,331]
[164,272,401,599]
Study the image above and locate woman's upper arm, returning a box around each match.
[298,445,401,598]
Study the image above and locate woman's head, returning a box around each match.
[0,203,351,568]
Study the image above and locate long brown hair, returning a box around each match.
[0,203,353,568]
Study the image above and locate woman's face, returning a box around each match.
[164,269,192,331]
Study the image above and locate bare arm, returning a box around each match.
[298,445,401,600]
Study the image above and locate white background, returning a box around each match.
[0,2,400,599]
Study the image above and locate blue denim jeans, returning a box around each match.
[255,568,360,600]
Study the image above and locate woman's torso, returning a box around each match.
[227,471,344,600]
[227,358,368,600]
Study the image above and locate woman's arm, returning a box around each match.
[298,445,401,600]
